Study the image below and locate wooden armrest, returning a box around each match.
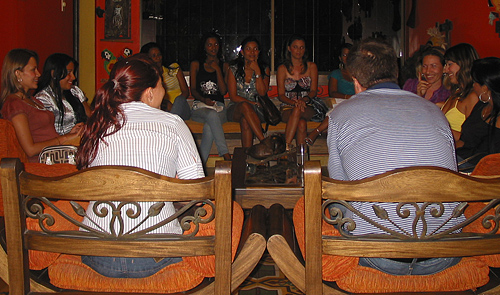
[268,203,303,262]
[237,205,267,254]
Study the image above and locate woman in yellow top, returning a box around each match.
[140,42,191,120]
[441,43,479,143]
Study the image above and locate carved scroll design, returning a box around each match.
[23,196,215,240]
[322,199,500,240]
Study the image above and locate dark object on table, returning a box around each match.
[246,134,286,160]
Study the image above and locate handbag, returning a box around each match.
[39,145,78,165]
[192,100,224,112]
[308,96,329,122]
[256,95,281,126]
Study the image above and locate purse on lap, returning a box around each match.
[39,145,78,165]
[307,96,329,122]
[256,95,281,126]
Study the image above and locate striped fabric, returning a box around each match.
[327,84,462,235]
[82,101,204,235]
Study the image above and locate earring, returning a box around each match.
[479,92,491,103]
[17,78,22,82]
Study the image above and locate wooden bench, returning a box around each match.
[184,74,334,166]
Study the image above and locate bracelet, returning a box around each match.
[255,74,261,79]
[315,128,320,134]
[303,95,311,103]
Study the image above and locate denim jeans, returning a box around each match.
[359,257,461,275]
[191,101,229,163]
[328,205,462,275]
[456,154,477,173]
[170,95,191,120]
[82,256,182,278]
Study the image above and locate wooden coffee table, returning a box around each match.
[231,147,304,209]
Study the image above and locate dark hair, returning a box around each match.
[419,47,445,66]
[471,57,500,152]
[140,42,161,56]
[231,36,268,81]
[444,43,479,100]
[346,38,398,88]
[339,43,353,55]
[283,34,309,74]
[1,49,39,103]
[338,43,353,69]
[36,53,86,127]
[194,31,224,64]
[76,54,161,169]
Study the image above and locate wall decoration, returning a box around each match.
[101,49,117,75]
[104,0,131,40]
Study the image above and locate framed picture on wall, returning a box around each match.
[104,0,131,40]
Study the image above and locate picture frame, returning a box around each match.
[104,0,131,40]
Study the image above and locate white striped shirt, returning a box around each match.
[327,84,462,236]
[82,101,204,235]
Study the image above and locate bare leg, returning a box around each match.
[282,106,315,146]
[240,117,254,148]
[306,117,328,145]
[233,102,265,147]
[295,119,308,145]
[281,108,299,145]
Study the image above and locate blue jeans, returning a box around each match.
[456,154,477,173]
[191,101,229,163]
[328,205,462,275]
[170,95,191,120]
[82,256,182,278]
[359,257,461,275]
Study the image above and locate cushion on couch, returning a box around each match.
[47,201,244,292]
[293,196,492,293]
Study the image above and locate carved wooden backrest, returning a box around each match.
[0,158,233,295]
[303,161,500,294]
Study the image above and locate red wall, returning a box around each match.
[408,0,500,58]
[0,1,74,74]
[95,0,141,89]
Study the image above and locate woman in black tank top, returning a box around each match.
[190,32,231,165]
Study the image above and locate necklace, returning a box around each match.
[15,93,46,111]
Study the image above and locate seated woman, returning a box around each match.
[306,43,354,146]
[190,32,231,163]
[35,53,91,135]
[328,43,354,99]
[403,47,450,106]
[226,36,270,148]
[1,49,82,162]
[140,42,191,120]
[277,35,318,150]
[441,43,480,143]
[456,57,500,172]
[76,54,204,278]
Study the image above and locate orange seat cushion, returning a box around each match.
[471,153,500,176]
[27,199,86,270]
[183,202,244,277]
[47,201,244,293]
[336,257,489,293]
[293,196,491,293]
[49,255,205,293]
